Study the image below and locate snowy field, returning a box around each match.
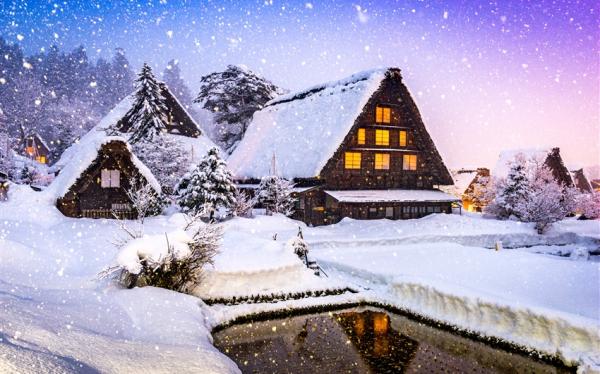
[1,186,599,373]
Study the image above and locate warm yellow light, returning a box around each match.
[357,128,366,145]
[375,129,389,146]
[399,130,407,147]
[374,153,390,170]
[344,152,361,169]
[403,154,417,170]
[375,106,391,124]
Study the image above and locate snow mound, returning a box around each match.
[117,230,192,274]
[228,68,388,179]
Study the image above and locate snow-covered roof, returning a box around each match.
[325,189,460,203]
[493,148,551,179]
[47,136,161,199]
[53,94,219,172]
[227,68,389,179]
[453,170,478,194]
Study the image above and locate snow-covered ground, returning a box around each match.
[1,186,599,372]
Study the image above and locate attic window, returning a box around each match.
[375,129,389,146]
[344,152,361,169]
[374,153,390,170]
[101,169,121,188]
[357,128,366,145]
[375,106,391,124]
[403,155,417,171]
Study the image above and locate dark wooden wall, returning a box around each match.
[57,141,151,218]
[320,69,453,190]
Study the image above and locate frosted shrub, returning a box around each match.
[102,224,221,293]
[257,175,295,216]
[579,192,600,219]
[232,189,255,218]
[124,179,166,223]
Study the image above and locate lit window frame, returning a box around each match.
[402,155,417,171]
[344,152,361,169]
[399,130,407,147]
[357,128,366,145]
[375,106,391,124]
[375,129,389,146]
[374,153,390,170]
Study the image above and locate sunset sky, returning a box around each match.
[1,0,598,169]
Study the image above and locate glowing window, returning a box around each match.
[375,106,391,123]
[344,152,361,169]
[101,169,121,188]
[35,156,46,164]
[399,130,407,147]
[357,128,366,145]
[374,153,390,170]
[375,130,389,146]
[403,155,417,171]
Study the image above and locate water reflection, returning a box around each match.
[213,307,571,373]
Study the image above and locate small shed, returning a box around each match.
[51,137,161,219]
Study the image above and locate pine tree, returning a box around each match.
[194,65,284,152]
[257,175,295,216]
[175,148,236,220]
[111,48,135,103]
[125,63,170,144]
[486,153,529,219]
[162,59,193,109]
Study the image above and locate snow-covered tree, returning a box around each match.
[124,63,169,144]
[162,59,193,109]
[257,175,295,216]
[132,137,189,193]
[486,153,529,219]
[231,189,255,218]
[110,48,135,103]
[194,65,284,152]
[578,192,600,220]
[487,153,579,233]
[517,164,578,233]
[175,148,236,220]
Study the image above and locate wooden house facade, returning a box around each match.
[54,138,161,219]
[571,169,593,194]
[228,68,458,226]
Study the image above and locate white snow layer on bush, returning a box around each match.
[117,229,192,274]
[227,68,387,179]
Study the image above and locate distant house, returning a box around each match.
[444,168,490,212]
[228,67,458,226]
[24,132,51,164]
[52,137,161,219]
[571,169,593,194]
[494,148,573,187]
[591,180,600,192]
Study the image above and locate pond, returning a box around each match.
[213,307,572,373]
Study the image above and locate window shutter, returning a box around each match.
[101,169,110,187]
[110,170,121,188]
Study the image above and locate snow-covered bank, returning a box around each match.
[313,242,600,370]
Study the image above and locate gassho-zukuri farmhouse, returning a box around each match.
[228,67,459,225]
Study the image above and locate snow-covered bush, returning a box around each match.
[287,236,309,262]
[232,189,255,218]
[132,136,189,193]
[175,147,236,220]
[104,224,221,293]
[486,153,578,233]
[257,175,295,216]
[578,192,600,219]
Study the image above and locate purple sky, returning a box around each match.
[1,0,598,169]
